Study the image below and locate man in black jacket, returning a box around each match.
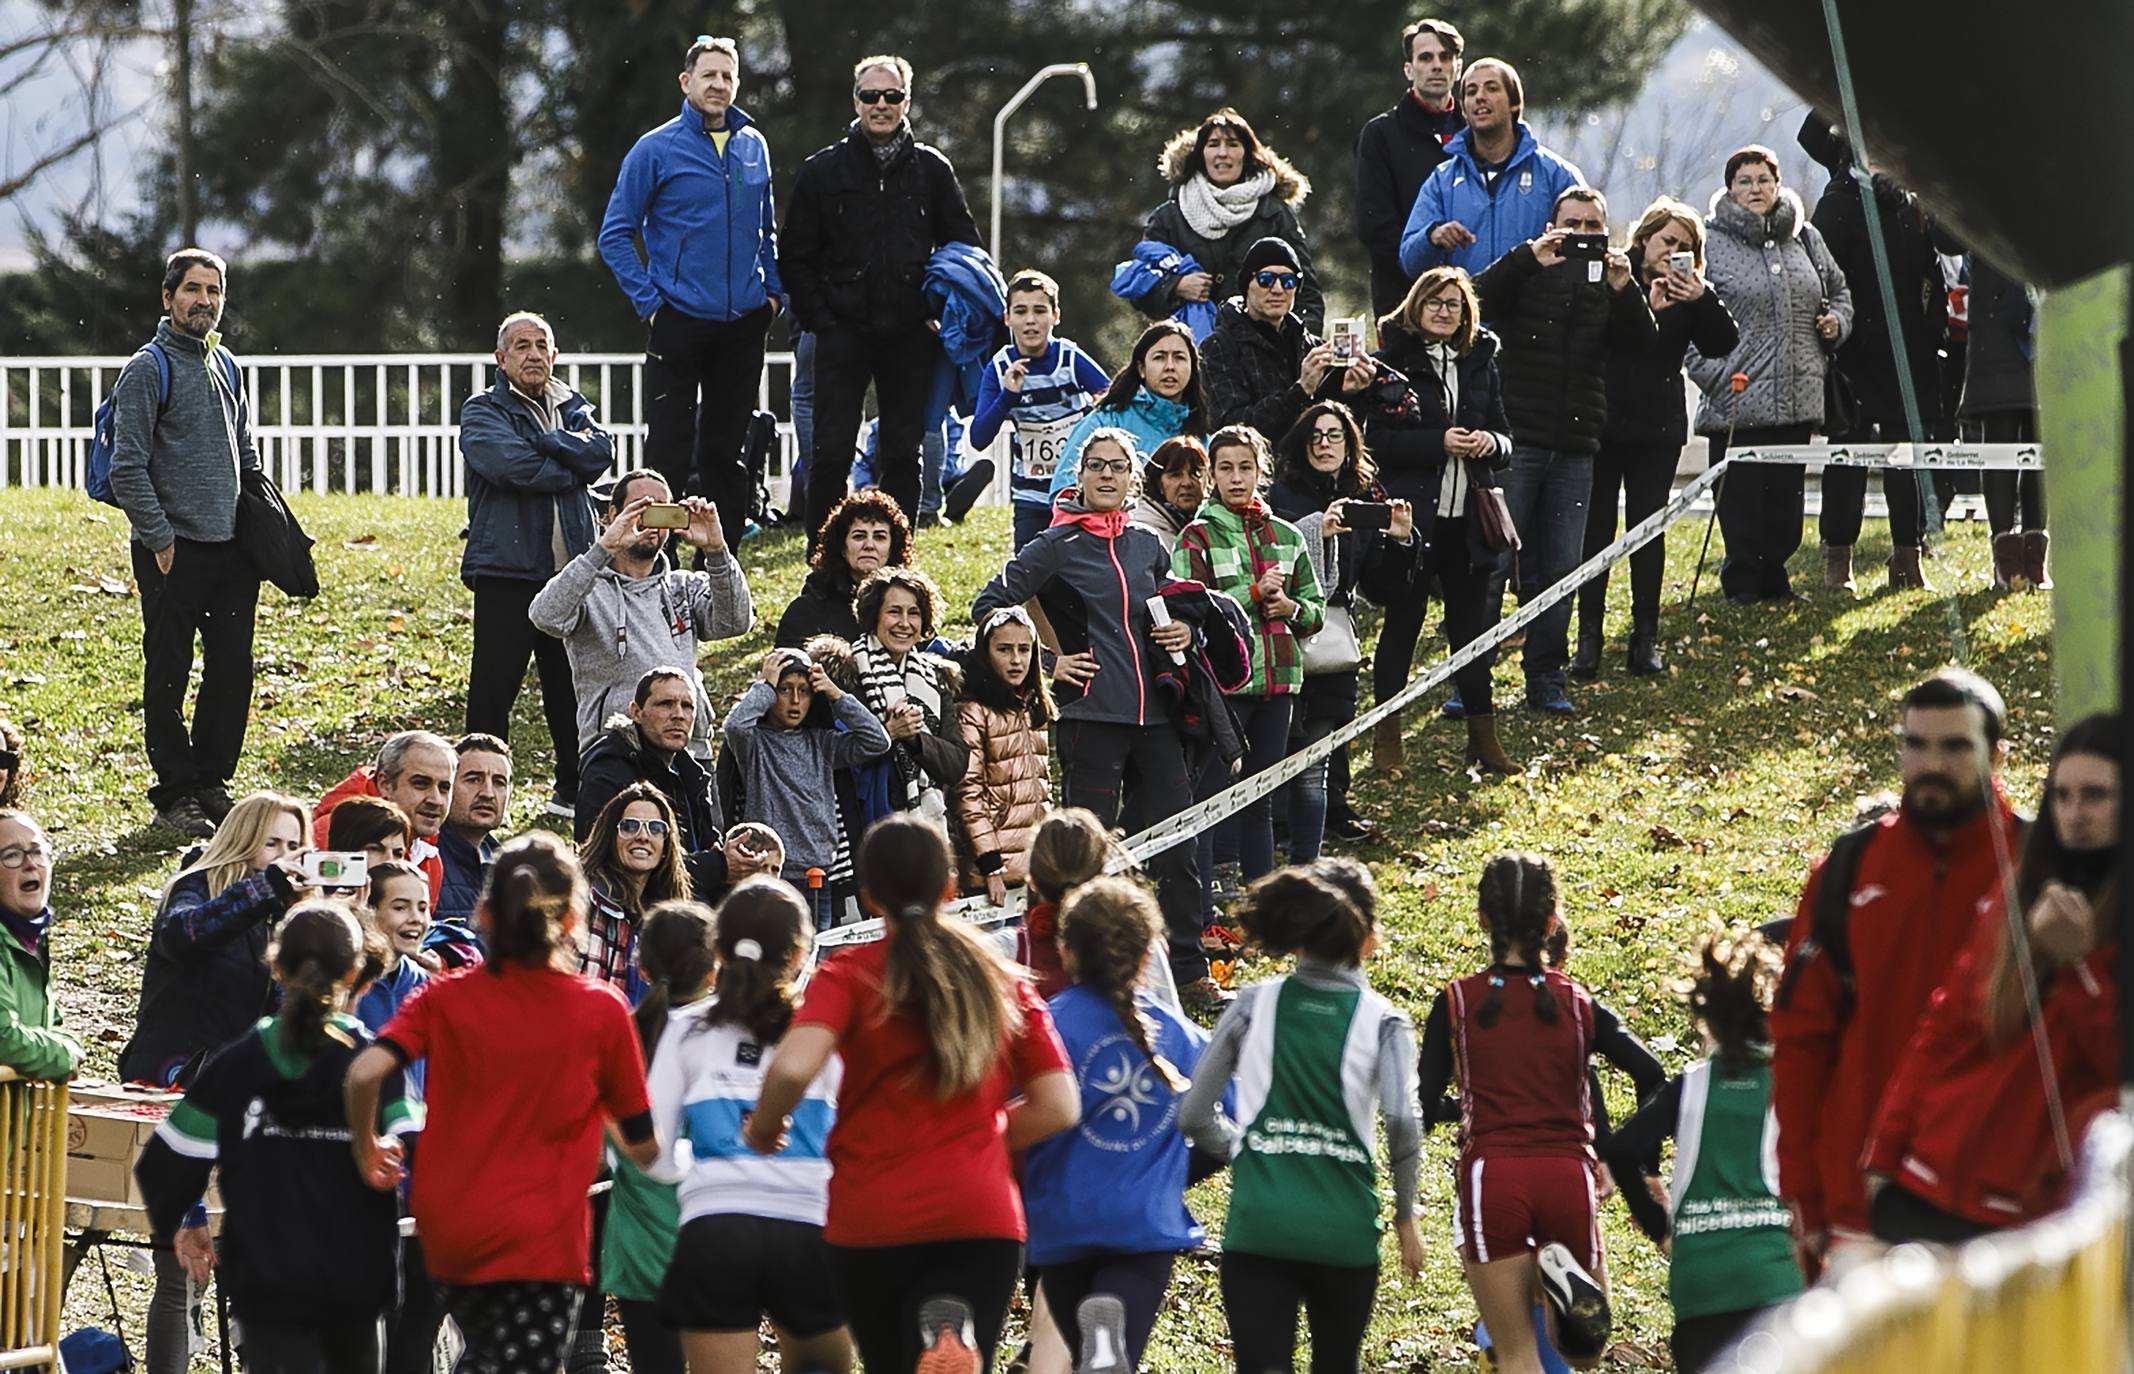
[780,53,983,548]
[1353,18,1465,319]
[1201,237,1373,441]
[1474,187,1656,716]
[575,667,723,894]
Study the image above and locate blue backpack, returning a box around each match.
[86,342,241,506]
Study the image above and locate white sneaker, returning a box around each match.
[1536,1242,1610,1360]
[1076,1294,1129,1372]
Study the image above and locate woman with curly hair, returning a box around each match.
[849,566,968,826]
[775,488,915,648]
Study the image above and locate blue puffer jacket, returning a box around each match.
[599,102,782,324]
[458,374,613,587]
[1398,123,1585,279]
[1048,387,1195,497]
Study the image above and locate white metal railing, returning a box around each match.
[0,351,800,499]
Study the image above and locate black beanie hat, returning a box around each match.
[1240,236,1301,277]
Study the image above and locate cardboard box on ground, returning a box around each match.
[65,1082,221,1212]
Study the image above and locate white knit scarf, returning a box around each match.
[1177,169,1277,240]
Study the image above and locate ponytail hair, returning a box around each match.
[702,879,809,1045]
[861,814,1024,1097]
[1689,936,1776,1077]
[479,831,587,972]
[268,902,378,1055]
[1060,877,1187,1092]
[1475,852,1561,1029]
[633,900,717,1060]
[1027,808,1117,905]
[1236,868,1369,965]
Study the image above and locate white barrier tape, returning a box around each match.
[1722,443,2041,470]
[808,458,1730,947]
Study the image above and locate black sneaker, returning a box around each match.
[1325,810,1376,843]
[1178,977,1235,1017]
[153,796,216,839]
[1075,1294,1129,1372]
[194,784,235,825]
[915,1296,979,1374]
[1537,1242,1611,1361]
[943,458,996,523]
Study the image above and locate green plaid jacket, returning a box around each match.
[1173,497,1325,696]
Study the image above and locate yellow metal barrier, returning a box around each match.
[0,1069,69,1373]
[1717,1109,2133,1374]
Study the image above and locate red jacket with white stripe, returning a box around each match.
[1863,906,2119,1228]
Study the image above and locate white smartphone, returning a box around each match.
[302,851,369,890]
[1329,316,1364,361]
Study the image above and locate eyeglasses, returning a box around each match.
[1732,175,1778,190]
[856,88,907,105]
[0,843,53,870]
[616,818,671,837]
[1081,457,1133,475]
[1252,271,1299,290]
[1421,297,1464,314]
[1310,428,1346,444]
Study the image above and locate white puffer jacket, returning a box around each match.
[1688,187,1853,434]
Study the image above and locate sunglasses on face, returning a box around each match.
[856,88,907,105]
[616,818,671,837]
[1253,271,1299,290]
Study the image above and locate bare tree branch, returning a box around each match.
[0,122,106,200]
[0,23,167,64]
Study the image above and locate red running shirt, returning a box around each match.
[1447,966,1597,1160]
[382,963,650,1285]
[795,939,1070,1247]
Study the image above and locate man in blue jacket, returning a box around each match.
[599,35,782,550]
[458,312,613,816]
[1398,58,1584,279]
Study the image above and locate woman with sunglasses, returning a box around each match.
[1131,108,1324,332]
[1200,237,1374,445]
[578,782,693,1000]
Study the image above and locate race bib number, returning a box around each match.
[1017,414,1082,482]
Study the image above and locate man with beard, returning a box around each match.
[435,734,512,929]
[1771,668,2023,1279]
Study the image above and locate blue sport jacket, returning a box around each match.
[599,101,783,323]
[1398,123,1585,279]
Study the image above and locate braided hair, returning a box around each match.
[1475,852,1560,1028]
[1059,877,1187,1092]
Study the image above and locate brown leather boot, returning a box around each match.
[1372,714,1404,772]
[1990,532,2026,590]
[2022,530,2052,590]
[1887,546,1932,591]
[1464,715,1518,775]
[1821,543,1856,593]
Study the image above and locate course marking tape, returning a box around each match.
[1722,443,2041,470]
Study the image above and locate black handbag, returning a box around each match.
[236,467,319,598]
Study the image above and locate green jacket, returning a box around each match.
[1174,497,1325,697]
[1,918,82,1080]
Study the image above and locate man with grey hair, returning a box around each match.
[108,247,261,838]
[600,35,782,551]
[458,310,613,816]
[312,729,459,902]
[780,51,983,547]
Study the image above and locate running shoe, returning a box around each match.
[944,459,997,523]
[1536,1242,1611,1361]
[1075,1295,1129,1372]
[916,1296,980,1374]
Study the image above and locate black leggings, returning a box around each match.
[1668,1306,1773,1374]
[1969,411,2045,533]
[466,576,581,796]
[1712,424,1811,599]
[831,1237,1023,1374]
[1372,520,1495,718]
[1580,439,1677,626]
[1220,1250,1379,1374]
[617,1298,683,1374]
[1034,1250,1177,1372]
[439,1282,584,1374]
[240,1311,384,1374]
[1058,719,1204,982]
[384,1238,445,1374]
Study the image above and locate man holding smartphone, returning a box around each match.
[1471,187,1656,716]
[458,311,614,817]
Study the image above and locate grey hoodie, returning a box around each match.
[721,679,891,877]
[108,319,258,550]
[528,542,755,755]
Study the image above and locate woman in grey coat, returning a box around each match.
[1687,146,1852,603]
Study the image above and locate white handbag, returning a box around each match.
[1301,602,1362,675]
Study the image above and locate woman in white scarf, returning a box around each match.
[1132,107,1325,332]
[849,566,968,821]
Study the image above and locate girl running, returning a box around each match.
[1023,876,1215,1372]
[744,814,1078,1374]
[649,881,852,1374]
[1599,938,1802,1373]
[1181,859,1423,1374]
[1020,808,1122,999]
[345,832,656,1374]
[1417,853,1613,1374]
[136,901,415,1374]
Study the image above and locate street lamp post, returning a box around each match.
[990,63,1099,261]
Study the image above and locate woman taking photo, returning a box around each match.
[974,429,1220,1011]
[1363,266,1517,775]
[1687,145,1851,605]
[776,489,916,648]
[745,815,1077,1374]
[1576,198,1738,678]
[1269,402,1414,858]
[1129,437,1210,554]
[578,782,693,998]
[1051,321,1209,497]
[1130,109,1323,332]
[851,567,969,825]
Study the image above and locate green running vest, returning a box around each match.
[1668,1058,1805,1320]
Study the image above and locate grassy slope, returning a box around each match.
[0,488,2054,1370]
